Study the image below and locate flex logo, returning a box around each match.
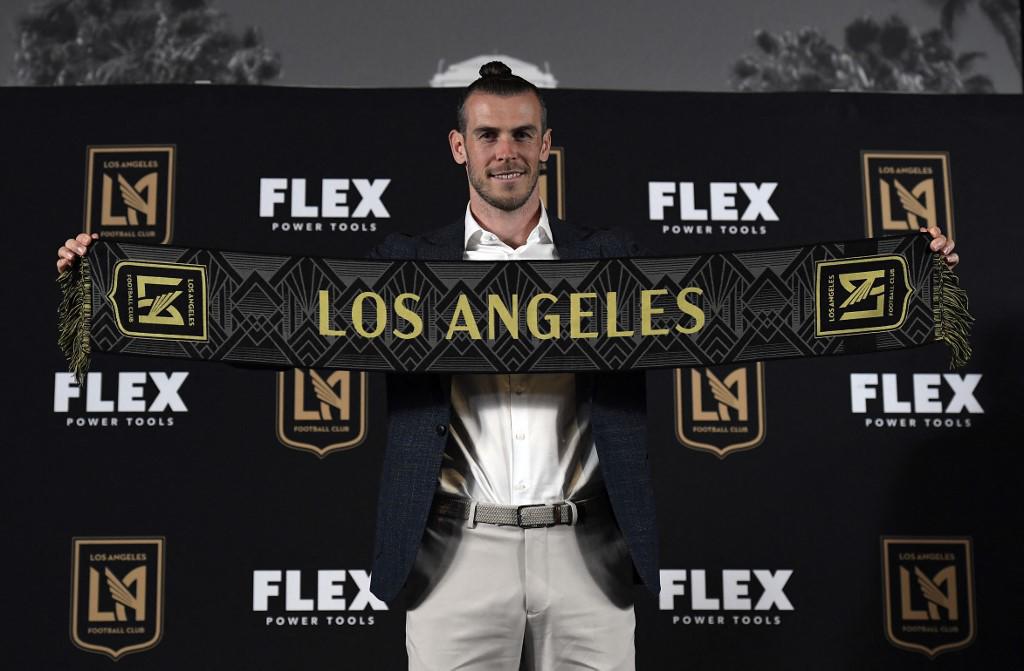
[253,569,387,627]
[71,537,165,660]
[851,373,982,428]
[259,178,390,232]
[862,151,954,241]
[54,371,189,428]
[659,569,794,627]
[108,260,207,340]
[881,537,975,658]
[674,363,766,458]
[85,145,175,243]
[276,369,368,457]
[650,181,778,236]
[815,255,912,337]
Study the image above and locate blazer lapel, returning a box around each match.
[549,216,599,260]
[417,220,464,260]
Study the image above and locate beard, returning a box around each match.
[467,159,539,212]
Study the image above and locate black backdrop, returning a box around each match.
[3,85,1021,669]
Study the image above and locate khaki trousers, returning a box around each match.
[403,507,636,670]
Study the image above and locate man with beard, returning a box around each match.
[366,62,650,670]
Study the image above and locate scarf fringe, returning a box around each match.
[56,259,92,384]
[933,255,973,369]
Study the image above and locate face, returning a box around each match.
[450,92,551,213]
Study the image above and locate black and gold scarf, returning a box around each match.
[58,234,971,380]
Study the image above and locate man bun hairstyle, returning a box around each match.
[456,60,548,134]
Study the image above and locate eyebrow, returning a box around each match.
[473,124,539,136]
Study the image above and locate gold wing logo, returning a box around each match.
[892,179,935,228]
[675,363,765,458]
[861,151,953,241]
[308,370,351,421]
[276,369,368,456]
[119,173,158,225]
[102,172,159,227]
[881,537,975,659]
[699,369,748,421]
[913,565,958,618]
[71,537,165,660]
[85,145,176,243]
[91,566,147,622]
[815,255,912,337]
[137,276,185,326]
[108,261,207,340]
[838,269,885,320]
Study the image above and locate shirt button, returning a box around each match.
[514,432,525,441]
[514,386,525,395]
[515,481,527,491]
[435,424,448,437]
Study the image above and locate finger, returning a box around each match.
[945,252,959,268]
[930,235,946,252]
[943,240,955,256]
[91,233,99,239]
[75,232,93,247]
[928,225,942,239]
[63,238,84,255]
[58,247,76,261]
[57,258,68,273]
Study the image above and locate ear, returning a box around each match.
[539,128,552,162]
[449,129,467,165]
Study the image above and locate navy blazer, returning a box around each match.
[367,217,659,604]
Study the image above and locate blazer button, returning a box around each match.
[435,424,448,437]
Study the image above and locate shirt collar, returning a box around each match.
[464,204,553,251]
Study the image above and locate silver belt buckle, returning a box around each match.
[516,504,556,528]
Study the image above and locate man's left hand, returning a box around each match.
[922,226,959,270]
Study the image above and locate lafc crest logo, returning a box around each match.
[539,147,565,219]
[85,145,176,243]
[881,537,975,658]
[815,255,912,337]
[674,362,765,458]
[71,537,165,660]
[862,151,953,241]
[276,369,368,457]
[108,260,208,340]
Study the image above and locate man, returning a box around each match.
[56,63,961,670]
[367,62,653,670]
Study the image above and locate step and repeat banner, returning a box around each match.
[3,86,1020,669]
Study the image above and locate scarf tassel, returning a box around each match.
[932,255,973,369]
[56,259,92,385]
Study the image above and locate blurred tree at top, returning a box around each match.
[12,0,281,85]
[924,0,1021,73]
[731,14,996,92]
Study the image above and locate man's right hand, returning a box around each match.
[57,233,99,274]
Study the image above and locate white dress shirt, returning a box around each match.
[437,205,603,505]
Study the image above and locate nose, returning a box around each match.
[494,134,517,161]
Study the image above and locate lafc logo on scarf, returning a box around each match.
[85,145,176,244]
[108,261,207,340]
[276,369,368,457]
[861,151,954,241]
[674,363,766,458]
[71,537,165,660]
[815,255,913,336]
[881,537,975,658]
